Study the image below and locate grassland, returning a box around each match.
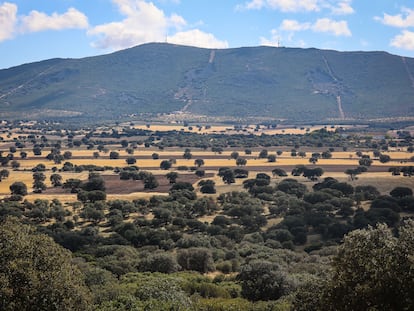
[1,143,412,203]
[0,120,412,206]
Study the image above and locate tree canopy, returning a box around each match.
[0,218,91,311]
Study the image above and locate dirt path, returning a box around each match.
[209,50,215,63]
[322,55,338,83]
[0,65,55,100]
[321,54,345,119]
[179,50,216,113]
[337,95,345,119]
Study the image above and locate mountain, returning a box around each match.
[1,43,414,122]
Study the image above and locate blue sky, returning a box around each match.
[1,0,414,69]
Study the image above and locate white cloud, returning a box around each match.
[239,0,319,12]
[89,0,227,50]
[20,8,88,33]
[312,18,351,36]
[89,1,168,49]
[259,29,279,46]
[261,17,351,48]
[168,29,228,48]
[391,30,414,50]
[0,3,89,42]
[277,18,351,36]
[330,0,354,15]
[243,0,264,10]
[260,28,306,47]
[375,8,414,28]
[238,0,354,15]
[280,19,310,31]
[0,2,17,41]
[169,13,186,29]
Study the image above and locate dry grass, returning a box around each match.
[134,124,232,134]
[0,136,412,203]
[132,124,359,136]
[0,170,90,194]
[332,172,414,194]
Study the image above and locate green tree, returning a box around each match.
[0,218,91,310]
[236,157,247,166]
[80,206,105,223]
[63,151,72,160]
[50,173,63,187]
[379,154,391,163]
[220,168,235,184]
[267,154,276,162]
[199,180,216,194]
[390,186,413,198]
[230,151,239,160]
[183,148,192,159]
[144,173,159,189]
[258,149,268,159]
[359,157,373,167]
[272,168,287,177]
[139,252,180,273]
[10,160,20,169]
[194,158,205,167]
[32,146,42,156]
[177,247,215,273]
[237,260,290,301]
[309,157,318,164]
[109,151,119,159]
[63,178,82,193]
[125,157,136,165]
[317,222,414,311]
[345,166,366,181]
[302,167,324,181]
[0,169,10,180]
[32,172,47,193]
[160,160,172,170]
[81,173,106,192]
[166,171,178,184]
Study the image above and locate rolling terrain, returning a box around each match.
[0,43,413,122]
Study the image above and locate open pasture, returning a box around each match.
[0,122,412,204]
[131,123,363,136]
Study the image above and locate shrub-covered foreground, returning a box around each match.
[1,216,413,310]
[1,169,414,310]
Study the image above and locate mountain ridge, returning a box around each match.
[0,42,413,122]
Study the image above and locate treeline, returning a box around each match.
[5,126,414,154]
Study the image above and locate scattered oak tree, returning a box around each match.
[0,218,91,311]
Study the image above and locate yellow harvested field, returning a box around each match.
[22,194,79,203]
[132,124,359,135]
[134,124,232,133]
[0,171,91,194]
[0,172,34,193]
[106,192,168,200]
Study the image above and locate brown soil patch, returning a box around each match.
[42,172,213,195]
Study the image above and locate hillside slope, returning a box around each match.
[0,43,413,122]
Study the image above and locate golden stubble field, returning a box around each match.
[131,123,360,135]
[0,139,413,203]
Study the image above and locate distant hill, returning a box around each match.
[0,43,413,122]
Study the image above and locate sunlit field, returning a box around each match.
[0,122,412,205]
